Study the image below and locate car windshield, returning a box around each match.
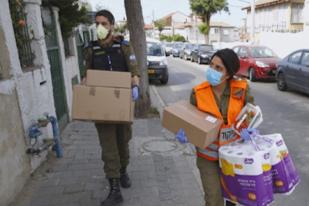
[251,47,276,58]
[199,45,213,52]
[174,43,183,49]
[147,43,164,56]
[165,43,173,47]
[186,44,193,49]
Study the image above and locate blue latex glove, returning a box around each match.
[176,128,188,144]
[132,85,139,101]
[240,128,259,141]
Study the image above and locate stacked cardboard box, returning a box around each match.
[72,70,134,123]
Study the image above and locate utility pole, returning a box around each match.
[251,0,255,43]
[194,15,198,44]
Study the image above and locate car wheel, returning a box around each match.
[198,57,202,64]
[160,73,169,85]
[249,68,256,82]
[277,72,287,91]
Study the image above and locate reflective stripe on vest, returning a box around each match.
[194,79,247,161]
[196,147,219,160]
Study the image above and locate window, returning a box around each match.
[288,52,302,64]
[210,28,215,35]
[301,52,309,66]
[239,47,249,57]
[223,29,229,35]
[233,47,240,55]
[291,4,303,24]
[214,28,219,34]
[251,47,276,58]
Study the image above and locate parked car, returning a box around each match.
[233,45,280,81]
[163,42,173,56]
[147,41,169,84]
[276,49,309,94]
[179,43,194,60]
[172,42,183,57]
[191,44,216,64]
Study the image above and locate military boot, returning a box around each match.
[120,167,132,188]
[101,178,123,206]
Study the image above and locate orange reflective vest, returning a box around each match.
[194,79,248,161]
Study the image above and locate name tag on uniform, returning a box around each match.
[219,127,238,146]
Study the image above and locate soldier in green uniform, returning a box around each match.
[83,10,140,206]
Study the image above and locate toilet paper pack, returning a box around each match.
[219,140,274,206]
[258,134,300,194]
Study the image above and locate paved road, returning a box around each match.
[153,56,309,206]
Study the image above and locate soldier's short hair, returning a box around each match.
[96,10,115,25]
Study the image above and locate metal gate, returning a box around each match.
[43,9,68,129]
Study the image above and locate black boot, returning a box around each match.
[101,178,123,206]
[120,168,132,188]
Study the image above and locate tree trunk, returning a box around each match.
[204,15,211,44]
[124,0,151,118]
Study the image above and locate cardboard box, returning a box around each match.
[72,70,133,123]
[72,85,133,123]
[86,70,131,88]
[162,101,223,148]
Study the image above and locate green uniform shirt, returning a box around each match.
[84,36,140,77]
[190,80,254,124]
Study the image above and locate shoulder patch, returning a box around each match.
[121,40,129,46]
[232,88,245,99]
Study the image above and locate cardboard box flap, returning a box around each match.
[86,70,131,88]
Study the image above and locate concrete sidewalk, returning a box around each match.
[11,117,204,206]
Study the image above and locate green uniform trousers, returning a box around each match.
[197,156,225,206]
[95,123,132,178]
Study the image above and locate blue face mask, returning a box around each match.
[206,67,223,86]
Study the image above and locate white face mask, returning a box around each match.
[96,24,109,40]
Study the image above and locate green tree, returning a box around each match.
[190,0,228,43]
[154,19,166,35]
[198,22,209,43]
[42,0,91,39]
[114,22,128,35]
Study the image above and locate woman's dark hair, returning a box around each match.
[210,48,240,78]
[96,10,115,25]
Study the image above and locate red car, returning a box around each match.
[232,45,280,81]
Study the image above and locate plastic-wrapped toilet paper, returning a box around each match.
[259,134,300,194]
[219,140,274,206]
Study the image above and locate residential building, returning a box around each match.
[243,0,305,33]
[153,11,240,43]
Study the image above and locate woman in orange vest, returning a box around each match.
[177,48,254,206]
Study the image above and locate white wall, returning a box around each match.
[304,0,309,32]
[0,1,32,205]
[247,4,289,32]
[0,0,82,204]
[258,31,309,58]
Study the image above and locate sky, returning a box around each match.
[88,0,249,27]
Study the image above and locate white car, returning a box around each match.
[147,41,169,84]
